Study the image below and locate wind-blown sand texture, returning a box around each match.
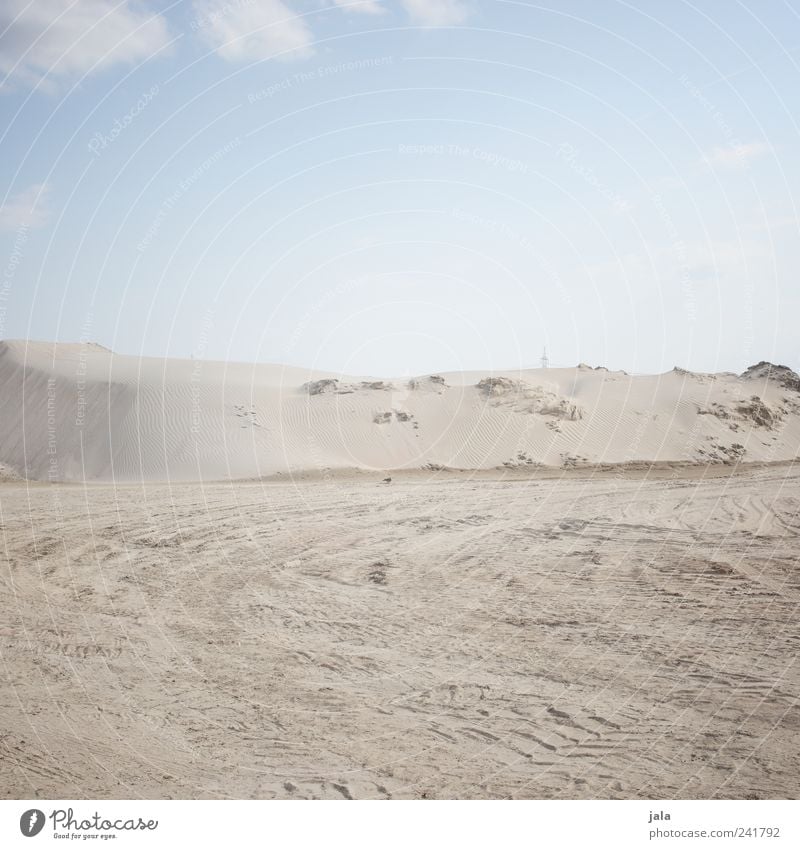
[1,464,798,799]
[1,340,799,482]
[1,341,798,799]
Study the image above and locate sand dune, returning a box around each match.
[1,339,798,799]
[1,339,798,482]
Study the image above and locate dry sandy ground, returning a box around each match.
[1,464,798,799]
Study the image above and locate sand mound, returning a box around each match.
[477,376,525,397]
[477,376,583,420]
[304,378,340,396]
[408,374,447,393]
[1,340,799,481]
[741,361,800,392]
[304,378,395,395]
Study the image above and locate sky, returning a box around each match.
[0,0,798,376]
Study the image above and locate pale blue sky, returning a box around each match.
[1,0,798,375]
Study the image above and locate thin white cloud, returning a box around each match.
[0,0,171,92]
[193,0,314,62]
[684,238,770,275]
[0,183,52,231]
[331,0,386,15]
[706,142,770,169]
[402,0,471,27]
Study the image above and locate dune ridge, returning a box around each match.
[1,339,799,482]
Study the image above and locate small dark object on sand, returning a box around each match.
[383,476,392,483]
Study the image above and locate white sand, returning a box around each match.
[1,340,798,799]
[1,465,798,799]
[1,339,798,482]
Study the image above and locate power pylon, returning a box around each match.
[540,347,549,369]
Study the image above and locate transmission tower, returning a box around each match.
[540,347,549,369]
